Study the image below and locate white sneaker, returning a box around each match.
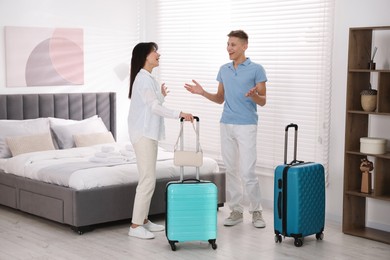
[223,211,243,226]
[252,211,266,228]
[128,226,155,239]
[143,220,165,232]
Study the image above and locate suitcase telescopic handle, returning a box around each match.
[182,178,201,183]
[180,116,199,122]
[178,116,201,181]
[285,123,298,132]
[284,123,298,165]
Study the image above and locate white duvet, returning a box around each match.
[0,143,219,190]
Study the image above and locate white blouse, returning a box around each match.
[128,69,180,144]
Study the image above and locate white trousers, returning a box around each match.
[220,123,263,213]
[131,136,158,225]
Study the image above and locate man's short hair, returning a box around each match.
[227,30,248,43]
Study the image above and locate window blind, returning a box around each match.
[154,0,334,178]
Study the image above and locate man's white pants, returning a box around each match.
[220,123,263,214]
[132,136,158,225]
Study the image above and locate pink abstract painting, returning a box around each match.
[5,26,84,87]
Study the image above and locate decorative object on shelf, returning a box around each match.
[360,137,387,154]
[360,83,377,112]
[368,46,377,70]
[360,158,373,194]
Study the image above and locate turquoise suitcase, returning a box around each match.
[166,180,218,251]
[165,117,218,251]
[274,124,325,247]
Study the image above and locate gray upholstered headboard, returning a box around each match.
[0,92,116,138]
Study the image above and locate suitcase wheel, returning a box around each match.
[208,239,217,250]
[274,234,282,243]
[294,238,303,247]
[316,232,324,240]
[169,241,177,251]
[168,240,217,251]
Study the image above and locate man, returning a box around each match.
[184,30,267,228]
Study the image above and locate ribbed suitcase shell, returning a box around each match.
[274,162,325,243]
[166,117,218,250]
[166,181,217,243]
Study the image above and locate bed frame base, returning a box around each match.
[0,171,225,233]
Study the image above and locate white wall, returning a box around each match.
[0,0,140,142]
[0,0,389,231]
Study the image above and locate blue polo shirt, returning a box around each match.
[216,58,267,125]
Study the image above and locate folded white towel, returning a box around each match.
[89,156,128,164]
[120,149,134,158]
[95,151,122,158]
[125,144,134,151]
[101,146,115,153]
[95,152,109,158]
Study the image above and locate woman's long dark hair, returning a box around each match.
[128,42,158,98]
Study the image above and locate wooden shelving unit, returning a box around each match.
[343,26,390,244]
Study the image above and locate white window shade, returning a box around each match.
[154,0,334,179]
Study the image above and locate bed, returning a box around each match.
[0,92,226,234]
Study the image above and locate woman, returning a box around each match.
[128,42,193,239]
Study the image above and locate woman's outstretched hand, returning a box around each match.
[161,83,169,97]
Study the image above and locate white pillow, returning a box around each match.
[49,116,99,148]
[6,133,55,156]
[49,115,98,126]
[51,117,109,149]
[73,132,115,147]
[0,118,51,158]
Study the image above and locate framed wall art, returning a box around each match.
[5,26,84,87]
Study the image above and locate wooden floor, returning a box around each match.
[0,205,389,260]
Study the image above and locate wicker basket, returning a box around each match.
[360,89,377,112]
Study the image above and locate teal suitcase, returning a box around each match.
[274,124,325,247]
[166,180,218,251]
[165,117,218,251]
